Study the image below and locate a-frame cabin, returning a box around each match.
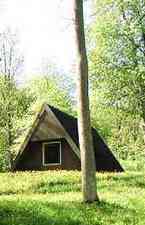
[13,104,123,172]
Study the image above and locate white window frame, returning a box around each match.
[42,141,62,166]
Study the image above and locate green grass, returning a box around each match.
[0,164,145,225]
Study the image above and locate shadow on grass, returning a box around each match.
[0,198,139,225]
[19,173,145,195]
[0,180,81,196]
[32,180,81,194]
[0,173,144,196]
[110,173,145,189]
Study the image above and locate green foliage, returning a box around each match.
[0,130,7,171]
[121,159,145,171]
[0,170,145,225]
[0,75,33,170]
[88,0,145,160]
[89,0,145,114]
[26,76,73,114]
[90,89,145,160]
[0,28,30,170]
[0,72,73,170]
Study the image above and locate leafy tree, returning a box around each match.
[26,76,73,114]
[88,0,145,157]
[0,72,73,171]
[0,28,28,170]
[0,75,33,170]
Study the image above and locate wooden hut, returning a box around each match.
[13,104,123,172]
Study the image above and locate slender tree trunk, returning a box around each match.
[140,99,145,145]
[2,43,13,170]
[74,0,99,202]
[7,109,13,170]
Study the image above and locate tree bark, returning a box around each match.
[2,41,13,170]
[74,0,99,202]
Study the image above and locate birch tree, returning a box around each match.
[0,29,24,170]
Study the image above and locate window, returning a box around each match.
[42,142,61,166]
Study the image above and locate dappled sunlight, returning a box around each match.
[0,171,145,224]
[0,193,142,225]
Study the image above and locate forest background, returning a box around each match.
[0,0,145,171]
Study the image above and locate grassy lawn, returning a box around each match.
[0,163,145,225]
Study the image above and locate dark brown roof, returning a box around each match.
[49,105,124,172]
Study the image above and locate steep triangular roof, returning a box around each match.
[13,104,80,168]
[13,104,123,172]
[49,105,123,171]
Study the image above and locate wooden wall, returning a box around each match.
[15,138,81,171]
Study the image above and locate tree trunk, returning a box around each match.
[74,0,99,202]
[3,43,13,170]
[140,100,145,145]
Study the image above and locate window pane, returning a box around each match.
[44,143,60,164]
